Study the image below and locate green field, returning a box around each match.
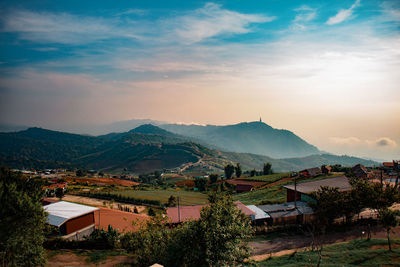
[255,238,400,266]
[240,173,291,183]
[233,174,344,205]
[110,188,209,205]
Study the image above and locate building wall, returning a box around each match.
[60,213,95,235]
[286,189,302,202]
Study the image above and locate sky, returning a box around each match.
[0,0,399,160]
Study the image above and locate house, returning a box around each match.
[246,205,271,226]
[321,165,332,174]
[225,179,266,193]
[166,201,255,224]
[258,201,314,225]
[299,167,321,178]
[352,164,368,178]
[283,175,351,202]
[44,201,99,240]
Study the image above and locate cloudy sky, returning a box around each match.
[0,0,399,160]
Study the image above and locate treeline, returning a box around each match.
[76,192,162,207]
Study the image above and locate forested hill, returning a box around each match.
[0,125,377,173]
[161,121,320,158]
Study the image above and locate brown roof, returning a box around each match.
[283,175,351,194]
[166,201,255,224]
[383,162,394,167]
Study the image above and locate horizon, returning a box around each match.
[0,0,399,160]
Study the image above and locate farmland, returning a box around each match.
[109,188,209,205]
[255,238,400,266]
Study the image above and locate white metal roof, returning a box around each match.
[44,201,99,227]
[246,205,270,220]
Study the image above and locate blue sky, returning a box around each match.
[0,0,399,159]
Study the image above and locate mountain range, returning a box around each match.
[0,123,378,174]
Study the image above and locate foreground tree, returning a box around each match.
[209,174,218,184]
[378,208,398,251]
[123,194,253,266]
[309,187,343,230]
[0,168,47,266]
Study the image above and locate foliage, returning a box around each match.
[147,207,156,216]
[86,225,120,249]
[235,163,242,178]
[250,169,256,177]
[76,169,87,177]
[224,164,235,179]
[167,195,177,207]
[378,208,398,251]
[77,192,163,206]
[122,194,253,266]
[194,177,208,191]
[0,167,47,266]
[55,187,64,199]
[309,187,343,229]
[209,174,218,184]
[263,162,273,175]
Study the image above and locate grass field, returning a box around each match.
[255,238,400,266]
[240,173,291,183]
[110,188,209,205]
[233,173,344,205]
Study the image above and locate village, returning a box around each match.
[17,159,396,265]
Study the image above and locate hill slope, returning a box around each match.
[0,125,377,173]
[161,121,319,158]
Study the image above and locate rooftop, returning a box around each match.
[246,205,271,220]
[44,201,99,227]
[258,201,313,218]
[283,175,351,194]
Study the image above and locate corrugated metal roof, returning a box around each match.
[246,205,270,220]
[44,201,99,227]
[283,175,350,194]
[258,201,313,219]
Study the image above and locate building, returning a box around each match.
[321,165,332,174]
[258,201,314,225]
[44,201,99,240]
[166,201,255,224]
[225,179,266,193]
[283,175,351,202]
[299,167,322,178]
[246,205,271,226]
[352,164,368,178]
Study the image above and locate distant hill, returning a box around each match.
[0,125,378,174]
[161,121,319,158]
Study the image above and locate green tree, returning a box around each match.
[250,169,256,177]
[209,174,218,184]
[147,207,156,216]
[263,162,272,175]
[378,208,398,251]
[0,167,47,266]
[309,187,343,230]
[195,177,208,192]
[76,169,86,177]
[224,164,235,179]
[167,195,177,207]
[235,163,242,178]
[55,187,64,200]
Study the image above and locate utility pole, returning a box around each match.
[294,176,297,209]
[178,196,181,223]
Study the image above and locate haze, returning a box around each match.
[0,0,399,160]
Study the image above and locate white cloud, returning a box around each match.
[330,136,397,148]
[327,0,361,25]
[293,5,317,30]
[173,3,275,44]
[380,1,400,22]
[0,10,142,44]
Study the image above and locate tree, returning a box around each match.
[378,208,398,251]
[235,163,242,178]
[195,177,208,192]
[55,188,64,200]
[224,164,235,180]
[309,187,343,230]
[133,207,139,214]
[147,207,156,216]
[250,169,256,177]
[263,162,272,175]
[209,174,218,184]
[0,167,47,266]
[76,169,86,177]
[167,195,177,207]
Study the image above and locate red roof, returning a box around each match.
[166,201,255,224]
[383,162,394,167]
